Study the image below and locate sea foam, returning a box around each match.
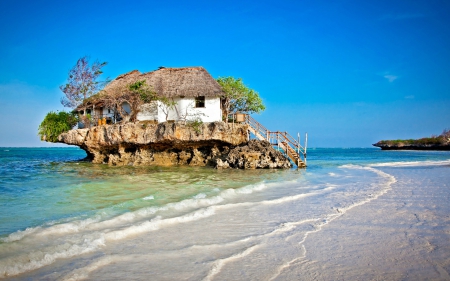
[369,159,450,167]
[0,181,270,277]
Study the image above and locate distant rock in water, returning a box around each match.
[373,131,450,151]
[373,142,450,150]
[57,121,291,169]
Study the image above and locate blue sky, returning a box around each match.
[1,0,449,147]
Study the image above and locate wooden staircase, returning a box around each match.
[233,114,307,168]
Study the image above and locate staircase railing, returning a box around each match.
[228,113,307,167]
[267,131,307,167]
[244,114,269,140]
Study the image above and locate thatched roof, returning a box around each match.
[103,67,224,98]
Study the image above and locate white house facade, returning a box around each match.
[77,67,225,127]
[136,96,221,123]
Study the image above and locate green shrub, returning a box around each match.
[416,137,442,145]
[38,111,78,142]
[379,137,443,146]
[378,128,450,146]
[188,118,203,134]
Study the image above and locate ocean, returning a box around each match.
[0,147,449,280]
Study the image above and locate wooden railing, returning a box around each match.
[245,114,269,141]
[267,131,307,168]
[229,113,307,168]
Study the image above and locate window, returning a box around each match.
[195,96,205,108]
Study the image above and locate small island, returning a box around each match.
[40,57,307,169]
[373,129,450,150]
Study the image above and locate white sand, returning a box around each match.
[277,166,450,280]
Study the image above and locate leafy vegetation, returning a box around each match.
[124,80,159,121]
[128,80,157,104]
[378,128,450,146]
[187,118,203,134]
[38,111,78,142]
[78,79,159,124]
[216,77,265,118]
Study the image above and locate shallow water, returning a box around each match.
[0,147,449,280]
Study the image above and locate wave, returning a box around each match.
[0,181,270,278]
[1,181,268,244]
[0,234,106,278]
[369,159,450,167]
[61,255,132,281]
[0,164,403,279]
[0,227,41,243]
[269,165,397,280]
[0,176,337,278]
[203,245,260,281]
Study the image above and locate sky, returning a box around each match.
[1,0,449,147]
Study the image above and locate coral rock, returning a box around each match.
[58,121,291,169]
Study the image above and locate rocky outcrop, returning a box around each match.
[58,121,292,169]
[373,130,450,151]
[373,142,450,151]
[217,140,291,169]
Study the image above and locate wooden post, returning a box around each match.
[232,113,234,130]
[304,133,308,166]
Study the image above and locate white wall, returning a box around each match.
[154,97,222,123]
[85,97,223,124]
[157,99,179,122]
[137,101,158,121]
[198,97,222,122]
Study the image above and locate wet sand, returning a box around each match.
[278,165,450,280]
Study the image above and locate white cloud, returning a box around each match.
[384,75,398,82]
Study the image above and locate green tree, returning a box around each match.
[38,111,78,142]
[216,77,265,118]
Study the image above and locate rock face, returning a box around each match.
[218,140,291,169]
[58,121,292,169]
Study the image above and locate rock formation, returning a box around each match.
[373,141,450,150]
[58,121,292,169]
[373,129,450,150]
[218,140,291,169]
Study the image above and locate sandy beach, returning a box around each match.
[279,165,450,280]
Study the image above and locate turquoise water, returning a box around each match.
[0,148,282,237]
[0,147,449,279]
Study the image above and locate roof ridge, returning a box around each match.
[115,70,141,80]
[103,66,223,98]
[141,66,205,76]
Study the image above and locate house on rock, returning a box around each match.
[67,66,308,168]
[76,67,224,127]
